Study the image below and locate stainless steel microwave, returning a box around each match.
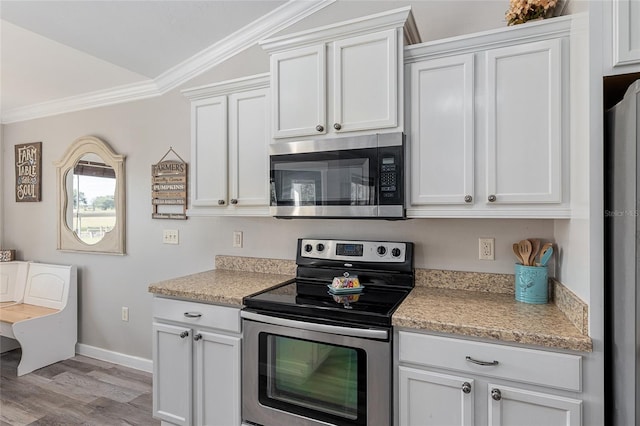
[269,133,405,219]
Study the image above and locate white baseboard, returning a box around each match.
[76,343,153,373]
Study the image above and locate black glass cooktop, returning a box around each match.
[242,279,411,327]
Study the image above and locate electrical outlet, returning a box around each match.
[479,238,495,260]
[163,229,179,245]
[233,231,243,248]
[121,307,129,322]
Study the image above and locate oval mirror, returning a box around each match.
[55,136,126,254]
[65,153,117,245]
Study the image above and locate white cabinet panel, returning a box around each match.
[334,29,398,132]
[195,331,241,426]
[408,54,474,205]
[153,322,193,426]
[399,366,474,426]
[613,0,640,66]
[485,39,562,204]
[229,88,270,207]
[191,97,228,207]
[271,45,326,138]
[488,384,581,426]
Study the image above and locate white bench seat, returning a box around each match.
[0,262,77,376]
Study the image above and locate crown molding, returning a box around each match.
[1,0,335,124]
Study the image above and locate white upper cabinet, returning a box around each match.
[183,74,270,216]
[271,45,326,138]
[485,39,563,205]
[613,0,640,66]
[261,6,420,141]
[405,16,571,218]
[408,53,475,206]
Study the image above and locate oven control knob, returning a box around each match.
[391,248,402,258]
[316,243,325,252]
[377,246,387,256]
[304,244,313,253]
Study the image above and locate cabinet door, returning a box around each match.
[190,96,228,207]
[194,330,241,426]
[229,88,270,207]
[333,29,398,133]
[398,366,474,426]
[271,45,326,138]
[613,0,640,66]
[408,54,474,206]
[487,384,581,426]
[152,322,193,426]
[485,39,562,204]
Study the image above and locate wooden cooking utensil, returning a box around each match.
[513,243,524,264]
[538,243,553,265]
[518,239,533,266]
[529,239,541,267]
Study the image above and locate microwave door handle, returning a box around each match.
[240,311,388,340]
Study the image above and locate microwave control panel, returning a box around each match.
[378,145,403,205]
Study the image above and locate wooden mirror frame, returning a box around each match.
[55,136,126,254]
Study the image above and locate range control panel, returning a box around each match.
[300,239,407,263]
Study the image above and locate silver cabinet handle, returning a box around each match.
[184,312,202,318]
[465,356,499,366]
[462,382,471,394]
[488,195,497,202]
[316,125,324,132]
[464,195,472,203]
[194,333,203,341]
[218,199,226,205]
[333,123,342,130]
[230,199,238,205]
[179,331,189,339]
[491,388,502,401]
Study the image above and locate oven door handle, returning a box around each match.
[240,311,389,340]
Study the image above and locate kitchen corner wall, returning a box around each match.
[1,51,554,361]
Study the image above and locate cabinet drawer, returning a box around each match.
[398,331,581,392]
[153,297,240,333]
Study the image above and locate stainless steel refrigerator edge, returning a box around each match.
[606,79,640,426]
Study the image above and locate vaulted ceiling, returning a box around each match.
[0,0,509,124]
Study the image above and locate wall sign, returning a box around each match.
[15,142,42,202]
[152,147,187,219]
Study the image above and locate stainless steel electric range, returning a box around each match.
[241,238,414,426]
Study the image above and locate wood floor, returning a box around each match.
[0,349,159,425]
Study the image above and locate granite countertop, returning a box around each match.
[148,255,592,353]
[148,269,294,306]
[393,286,592,352]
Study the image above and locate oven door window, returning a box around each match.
[270,148,376,207]
[259,334,367,426]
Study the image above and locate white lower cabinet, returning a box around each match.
[396,331,583,426]
[153,298,241,426]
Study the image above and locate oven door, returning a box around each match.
[269,136,379,218]
[241,311,391,426]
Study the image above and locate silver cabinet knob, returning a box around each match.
[316,125,324,132]
[491,388,502,401]
[218,199,226,205]
[461,382,471,394]
[194,333,203,341]
[488,195,497,202]
[464,195,472,203]
[230,199,238,205]
[179,331,189,339]
[333,123,342,130]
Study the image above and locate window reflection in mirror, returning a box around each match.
[65,153,116,245]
